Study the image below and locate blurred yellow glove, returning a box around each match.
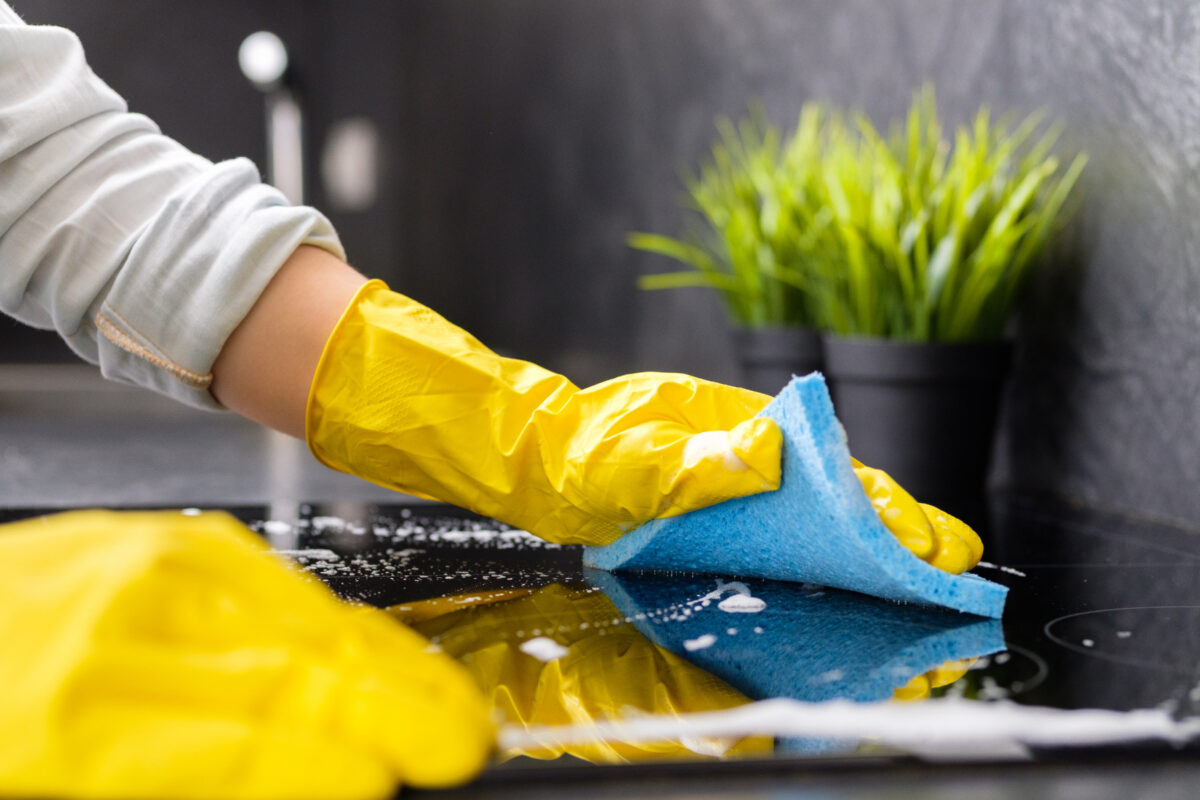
[0,510,492,800]
[390,584,771,763]
[851,459,984,574]
[306,281,782,545]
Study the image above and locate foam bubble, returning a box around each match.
[520,637,569,662]
[718,594,767,613]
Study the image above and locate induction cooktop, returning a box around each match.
[6,497,1200,778]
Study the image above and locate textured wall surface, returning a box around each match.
[8,1,1200,529]
[391,0,1200,529]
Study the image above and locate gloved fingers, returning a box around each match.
[657,415,783,519]
[925,527,973,574]
[547,374,782,532]
[852,463,936,560]
[920,503,984,570]
[680,380,773,429]
[852,462,986,574]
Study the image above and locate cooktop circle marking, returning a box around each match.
[1044,605,1200,673]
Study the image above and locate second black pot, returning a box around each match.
[822,335,1013,518]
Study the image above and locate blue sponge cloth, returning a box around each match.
[584,374,1008,618]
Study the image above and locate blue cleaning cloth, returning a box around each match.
[585,569,1005,705]
[584,374,1008,618]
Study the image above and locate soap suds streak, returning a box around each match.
[275,548,339,561]
[684,634,717,652]
[500,697,1200,755]
[975,561,1028,578]
[256,513,558,551]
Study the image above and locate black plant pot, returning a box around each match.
[732,327,823,395]
[822,336,1012,520]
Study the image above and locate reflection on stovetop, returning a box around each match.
[6,498,1200,766]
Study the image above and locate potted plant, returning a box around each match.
[810,87,1087,512]
[633,89,1084,516]
[628,107,830,394]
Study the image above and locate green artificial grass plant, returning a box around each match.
[632,87,1086,341]
[630,105,829,329]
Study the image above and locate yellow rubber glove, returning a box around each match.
[0,510,492,800]
[851,459,984,574]
[892,658,976,701]
[306,281,782,545]
[390,584,771,763]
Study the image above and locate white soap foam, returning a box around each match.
[813,669,844,684]
[499,697,1200,757]
[976,561,1028,578]
[683,634,717,652]
[718,594,767,613]
[519,637,569,662]
[678,735,734,758]
[697,580,767,615]
[275,548,340,561]
[682,430,749,472]
[261,520,293,536]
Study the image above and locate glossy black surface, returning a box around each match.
[9,497,1199,771]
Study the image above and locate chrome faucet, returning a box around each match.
[239,31,305,205]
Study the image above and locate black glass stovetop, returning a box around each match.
[6,497,1200,775]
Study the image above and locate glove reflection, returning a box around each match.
[389,573,1005,764]
[892,659,977,701]
[389,584,772,763]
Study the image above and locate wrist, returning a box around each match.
[211,245,366,438]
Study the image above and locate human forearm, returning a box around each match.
[211,246,367,438]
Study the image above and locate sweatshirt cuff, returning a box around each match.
[92,157,345,410]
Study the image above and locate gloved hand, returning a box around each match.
[0,510,492,800]
[852,459,984,574]
[306,281,783,546]
[390,584,772,763]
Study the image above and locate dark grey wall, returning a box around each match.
[393,0,1200,530]
[7,1,1200,530]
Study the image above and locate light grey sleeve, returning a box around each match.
[0,4,345,409]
